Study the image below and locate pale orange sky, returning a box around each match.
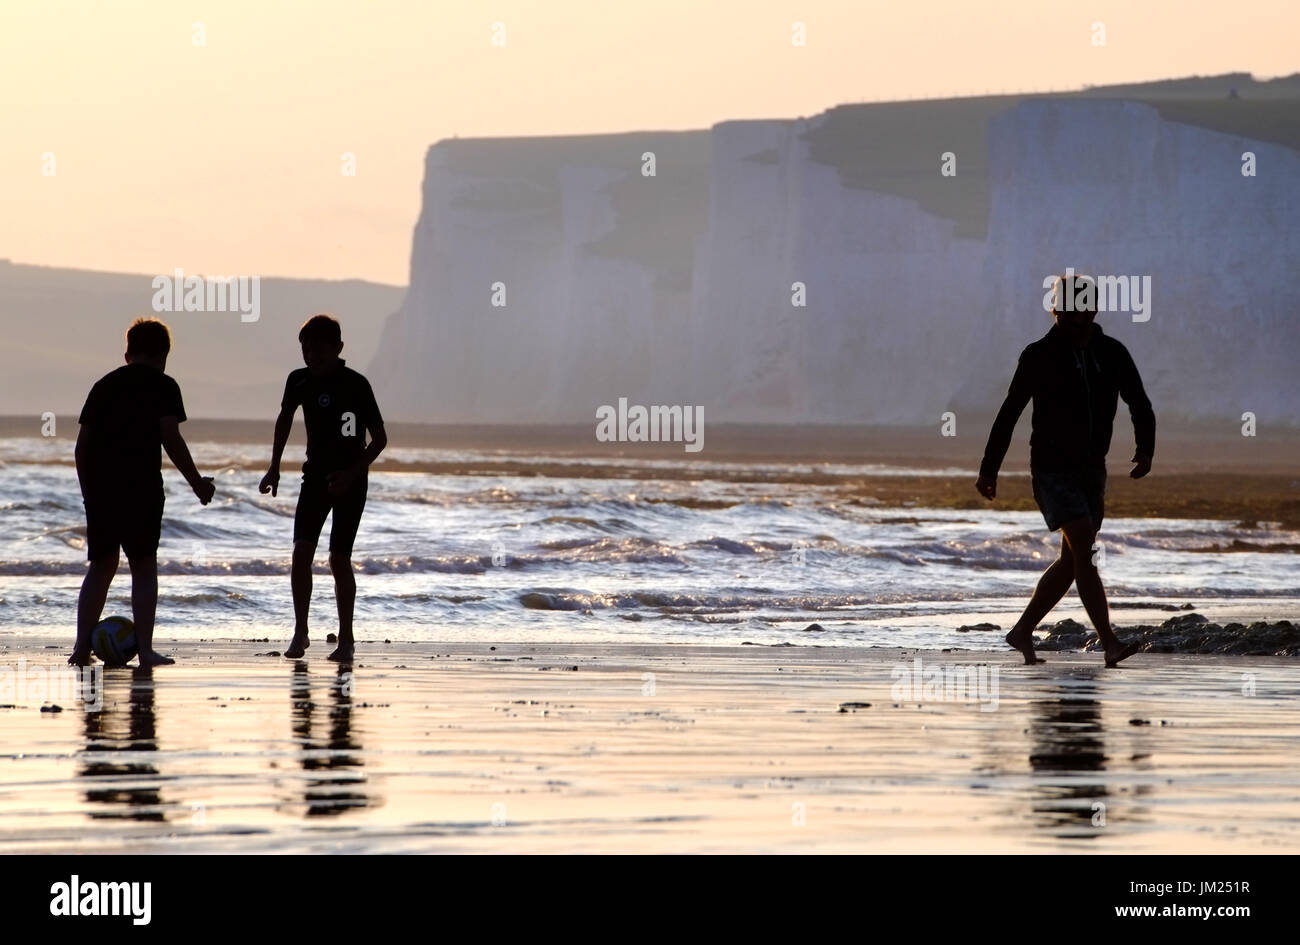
[1,0,1295,285]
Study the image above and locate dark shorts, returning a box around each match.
[293,472,368,556]
[1031,466,1106,532]
[84,490,164,561]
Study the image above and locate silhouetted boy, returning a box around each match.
[72,318,215,666]
[977,274,1155,666]
[260,315,387,661]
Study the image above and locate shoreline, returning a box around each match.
[4,602,1298,656]
[5,415,1298,469]
[5,420,1297,527]
[7,611,1298,658]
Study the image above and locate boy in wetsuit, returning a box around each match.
[976,274,1155,667]
[72,317,216,666]
[260,314,387,661]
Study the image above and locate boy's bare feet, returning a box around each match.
[327,645,354,663]
[1005,627,1046,665]
[139,651,175,667]
[68,647,94,667]
[1104,639,1141,668]
[285,632,309,659]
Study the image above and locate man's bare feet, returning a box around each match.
[138,651,175,667]
[1104,639,1141,668]
[1005,627,1046,665]
[327,646,354,663]
[68,648,94,667]
[285,633,309,659]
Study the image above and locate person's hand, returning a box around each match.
[259,468,280,497]
[975,475,997,500]
[194,476,216,506]
[326,467,356,497]
[1130,452,1152,479]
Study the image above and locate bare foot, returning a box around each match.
[68,648,94,667]
[1104,639,1141,668]
[285,633,309,659]
[139,651,175,667]
[1005,628,1046,665]
[327,646,354,663]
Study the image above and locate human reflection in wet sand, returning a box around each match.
[289,661,373,817]
[1025,673,1110,839]
[79,667,165,822]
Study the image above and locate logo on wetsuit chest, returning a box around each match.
[318,393,332,407]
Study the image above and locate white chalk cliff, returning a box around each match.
[372,76,1300,428]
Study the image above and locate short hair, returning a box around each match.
[125,317,172,358]
[298,313,342,346]
[1051,273,1097,316]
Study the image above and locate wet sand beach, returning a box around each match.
[1,638,1297,853]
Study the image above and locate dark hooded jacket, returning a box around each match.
[980,323,1155,478]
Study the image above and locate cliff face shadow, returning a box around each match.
[78,667,165,822]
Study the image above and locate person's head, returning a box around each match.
[298,314,344,375]
[1051,273,1097,344]
[125,317,172,368]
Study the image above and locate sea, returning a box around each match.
[3,435,1297,649]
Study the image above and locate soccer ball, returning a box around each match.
[90,616,138,665]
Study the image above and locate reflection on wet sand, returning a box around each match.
[6,643,1288,853]
[288,662,374,817]
[1024,670,1152,840]
[78,667,165,822]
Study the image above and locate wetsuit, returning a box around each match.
[280,359,383,555]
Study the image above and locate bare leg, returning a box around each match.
[72,553,118,664]
[130,555,172,666]
[286,541,315,658]
[1006,538,1074,664]
[328,552,355,662]
[1061,518,1138,666]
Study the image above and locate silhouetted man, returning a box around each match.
[977,274,1155,666]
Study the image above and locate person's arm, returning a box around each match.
[349,421,387,476]
[1117,344,1155,478]
[74,424,91,496]
[75,384,101,498]
[326,383,387,494]
[976,351,1034,496]
[161,416,214,503]
[326,420,387,495]
[260,406,294,497]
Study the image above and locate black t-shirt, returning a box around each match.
[280,360,383,476]
[78,363,187,498]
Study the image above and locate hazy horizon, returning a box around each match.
[4,0,1298,284]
